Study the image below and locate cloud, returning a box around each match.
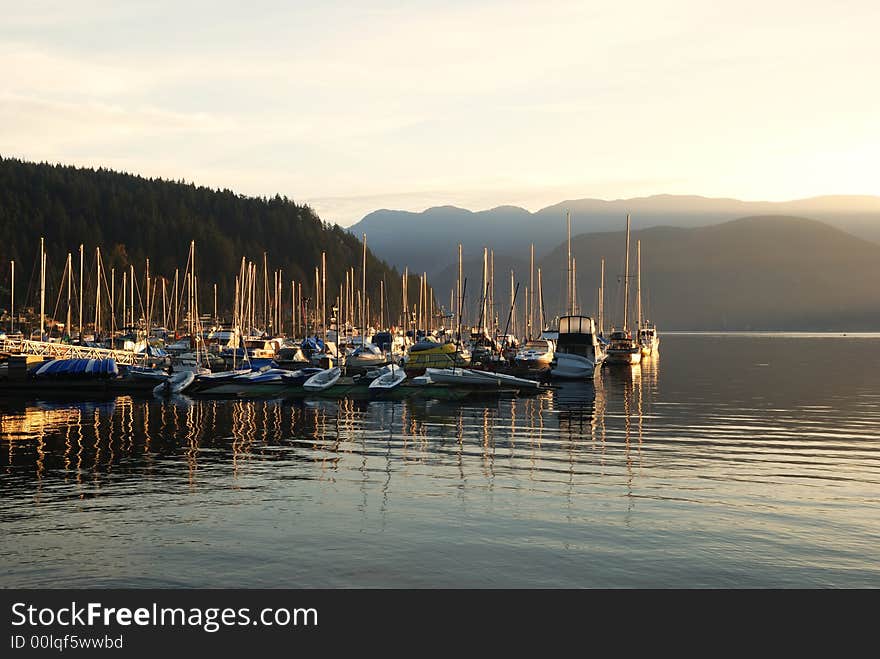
[1,0,878,223]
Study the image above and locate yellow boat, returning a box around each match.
[404,340,470,376]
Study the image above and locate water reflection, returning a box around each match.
[0,367,650,496]
[5,335,880,589]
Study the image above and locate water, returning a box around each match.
[2,334,879,588]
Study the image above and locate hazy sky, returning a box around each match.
[2,0,878,226]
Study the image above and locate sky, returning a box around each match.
[2,0,878,226]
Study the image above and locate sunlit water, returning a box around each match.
[2,334,879,588]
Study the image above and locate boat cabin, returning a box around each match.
[556,315,600,359]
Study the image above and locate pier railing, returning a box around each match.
[0,337,148,366]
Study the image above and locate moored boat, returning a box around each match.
[303,366,342,392]
[426,367,541,391]
[604,329,642,365]
[550,315,604,379]
[404,339,469,376]
[639,322,660,356]
[344,342,388,374]
[369,364,407,393]
[604,213,642,367]
[153,370,195,396]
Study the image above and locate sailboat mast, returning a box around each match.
[9,260,13,334]
[509,269,515,338]
[489,250,495,334]
[313,267,319,337]
[537,268,545,330]
[78,244,84,339]
[39,237,45,340]
[122,272,126,333]
[361,234,367,346]
[162,278,167,329]
[145,258,150,338]
[94,247,101,337]
[623,213,631,332]
[481,247,488,331]
[131,264,135,330]
[529,243,534,339]
[403,267,408,333]
[190,241,195,341]
[110,267,115,340]
[599,258,605,335]
[637,239,642,331]
[173,269,179,335]
[66,253,72,337]
[457,243,463,334]
[263,252,269,333]
[566,210,572,316]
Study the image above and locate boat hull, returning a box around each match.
[551,353,599,379]
[604,349,642,365]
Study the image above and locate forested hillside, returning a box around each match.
[0,157,423,326]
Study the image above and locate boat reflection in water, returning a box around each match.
[5,334,880,589]
[0,358,655,587]
[0,366,654,494]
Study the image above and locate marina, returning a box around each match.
[1,210,663,402]
[2,3,878,646]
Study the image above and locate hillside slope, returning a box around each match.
[0,157,421,323]
[536,216,880,330]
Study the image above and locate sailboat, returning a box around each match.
[605,214,643,366]
[635,240,660,356]
[550,210,605,380]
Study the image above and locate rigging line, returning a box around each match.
[50,254,66,330]
[172,248,194,331]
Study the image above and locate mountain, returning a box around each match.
[532,216,880,331]
[0,157,425,324]
[350,194,880,276]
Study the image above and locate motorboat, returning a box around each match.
[369,364,407,392]
[344,342,388,374]
[604,329,643,366]
[274,345,310,369]
[425,367,540,391]
[514,338,555,370]
[404,339,470,375]
[639,322,660,356]
[303,366,342,392]
[153,370,195,396]
[550,316,604,379]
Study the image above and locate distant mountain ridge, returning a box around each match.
[436,215,880,331]
[350,194,880,276]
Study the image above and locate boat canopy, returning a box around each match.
[352,343,382,356]
[30,358,119,378]
[409,338,445,353]
[138,344,169,357]
[301,336,325,352]
[372,332,393,351]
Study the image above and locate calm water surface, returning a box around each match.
[2,334,879,588]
